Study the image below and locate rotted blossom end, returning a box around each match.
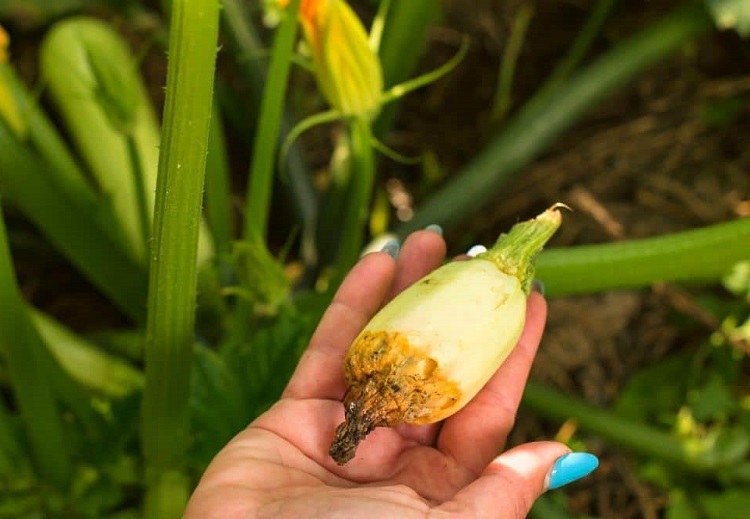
[329,330,461,464]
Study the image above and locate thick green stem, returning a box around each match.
[536,216,750,296]
[0,203,71,488]
[242,0,301,245]
[140,0,219,516]
[397,2,713,235]
[523,381,749,480]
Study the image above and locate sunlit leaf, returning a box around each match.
[705,0,750,36]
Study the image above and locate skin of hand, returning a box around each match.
[184,229,570,518]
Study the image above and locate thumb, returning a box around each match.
[438,442,598,519]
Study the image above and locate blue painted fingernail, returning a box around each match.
[531,279,545,296]
[380,239,400,259]
[546,452,599,490]
[424,224,443,236]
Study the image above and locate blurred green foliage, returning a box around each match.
[0,0,748,517]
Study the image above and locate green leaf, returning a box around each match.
[222,309,314,417]
[231,241,290,315]
[665,490,701,519]
[688,374,737,422]
[40,17,161,263]
[705,0,750,36]
[189,345,248,469]
[700,489,750,519]
[30,309,144,399]
[615,353,692,423]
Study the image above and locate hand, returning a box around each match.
[185,229,589,518]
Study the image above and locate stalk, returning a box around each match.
[0,202,71,488]
[204,97,233,257]
[331,118,376,284]
[221,0,317,265]
[536,216,750,296]
[397,2,713,235]
[140,0,219,516]
[541,0,620,90]
[480,204,564,293]
[491,3,534,122]
[242,0,301,245]
[372,0,440,138]
[126,134,152,252]
[523,381,750,480]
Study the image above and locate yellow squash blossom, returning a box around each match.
[281,0,383,120]
[0,26,7,62]
[0,25,26,138]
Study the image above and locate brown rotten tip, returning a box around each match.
[329,331,461,465]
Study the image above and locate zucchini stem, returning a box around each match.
[480,204,565,292]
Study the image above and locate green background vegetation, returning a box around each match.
[0,0,748,517]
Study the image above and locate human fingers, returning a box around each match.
[437,442,597,518]
[283,251,397,400]
[387,227,447,300]
[436,292,548,474]
[284,227,446,401]
[382,227,449,445]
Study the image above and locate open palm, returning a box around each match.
[185,229,569,518]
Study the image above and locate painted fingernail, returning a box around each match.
[466,244,487,257]
[546,452,599,490]
[380,239,400,259]
[424,224,443,236]
[531,279,545,296]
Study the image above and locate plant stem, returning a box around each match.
[127,133,152,252]
[373,0,440,138]
[542,0,619,90]
[221,0,318,266]
[480,204,562,293]
[242,0,301,245]
[0,202,71,488]
[523,381,747,479]
[491,3,534,122]
[205,97,233,257]
[331,118,376,284]
[140,0,219,515]
[536,215,750,296]
[397,2,713,235]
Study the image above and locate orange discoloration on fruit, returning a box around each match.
[329,331,462,464]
